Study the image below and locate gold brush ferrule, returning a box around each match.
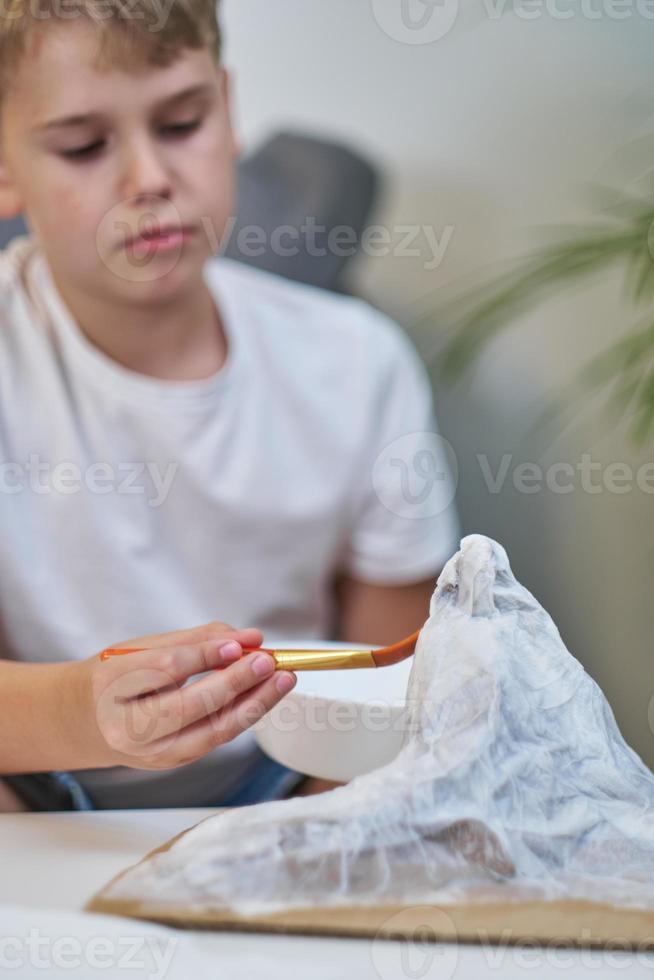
[271,649,377,671]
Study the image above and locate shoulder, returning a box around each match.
[0,234,41,327]
[0,233,36,287]
[0,235,28,291]
[205,256,424,384]
[0,235,42,359]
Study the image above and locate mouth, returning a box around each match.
[122,224,196,252]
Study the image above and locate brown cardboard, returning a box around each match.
[86,819,654,948]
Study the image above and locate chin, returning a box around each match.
[103,251,206,302]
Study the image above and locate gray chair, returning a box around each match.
[224,130,378,292]
[0,131,379,293]
[0,214,25,251]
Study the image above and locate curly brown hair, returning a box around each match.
[0,0,222,105]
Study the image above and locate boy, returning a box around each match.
[0,0,459,810]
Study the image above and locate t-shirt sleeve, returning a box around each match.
[341,307,460,585]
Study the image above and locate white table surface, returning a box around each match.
[1,808,652,980]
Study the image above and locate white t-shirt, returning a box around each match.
[0,234,459,806]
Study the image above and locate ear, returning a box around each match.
[219,67,242,159]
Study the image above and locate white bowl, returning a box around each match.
[254,641,413,782]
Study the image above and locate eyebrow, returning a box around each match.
[33,83,215,133]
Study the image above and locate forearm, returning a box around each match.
[0,657,98,773]
[333,575,438,645]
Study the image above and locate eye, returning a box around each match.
[57,118,202,161]
[60,140,105,160]
[160,119,202,137]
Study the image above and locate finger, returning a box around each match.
[102,639,247,701]
[215,670,298,740]
[106,621,263,652]
[145,670,297,766]
[129,651,279,743]
[106,622,235,651]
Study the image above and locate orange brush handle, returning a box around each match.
[100,646,273,661]
[370,629,421,667]
[100,630,422,670]
[99,646,149,661]
[243,630,420,670]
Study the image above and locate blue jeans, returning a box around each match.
[217,754,307,807]
[5,756,306,811]
[3,771,95,811]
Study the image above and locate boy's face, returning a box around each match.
[0,20,237,302]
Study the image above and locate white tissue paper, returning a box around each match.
[102,535,654,916]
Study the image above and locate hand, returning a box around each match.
[70,621,297,771]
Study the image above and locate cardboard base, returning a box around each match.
[86,822,654,948]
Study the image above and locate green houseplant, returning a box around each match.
[432,187,654,444]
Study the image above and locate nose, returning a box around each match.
[120,134,172,204]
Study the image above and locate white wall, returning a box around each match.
[222,0,654,769]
